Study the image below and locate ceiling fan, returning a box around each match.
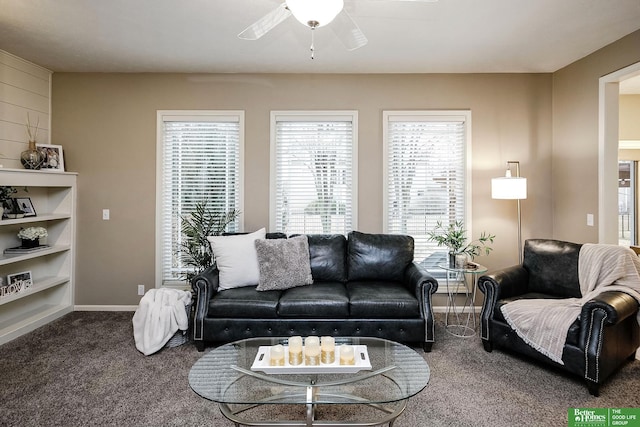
[238,0,438,58]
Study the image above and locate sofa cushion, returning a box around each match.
[307,234,347,282]
[255,235,313,291]
[209,286,280,318]
[347,231,414,282]
[523,239,582,298]
[208,228,266,290]
[278,282,350,318]
[496,293,580,347]
[347,281,421,318]
[266,232,288,240]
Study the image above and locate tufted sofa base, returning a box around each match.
[194,317,430,352]
[484,316,639,395]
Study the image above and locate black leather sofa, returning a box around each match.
[191,231,439,352]
[478,239,640,395]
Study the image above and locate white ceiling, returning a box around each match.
[0,0,639,74]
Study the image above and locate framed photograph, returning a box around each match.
[7,270,33,291]
[14,197,36,217]
[36,143,65,172]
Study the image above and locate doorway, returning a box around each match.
[599,62,640,244]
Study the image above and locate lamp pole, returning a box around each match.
[508,161,524,265]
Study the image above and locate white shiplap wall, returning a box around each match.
[0,50,52,169]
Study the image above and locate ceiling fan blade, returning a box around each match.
[330,10,368,51]
[238,3,292,40]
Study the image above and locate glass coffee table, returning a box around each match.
[189,337,430,426]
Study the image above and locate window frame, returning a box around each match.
[382,110,472,287]
[269,110,358,235]
[155,110,245,288]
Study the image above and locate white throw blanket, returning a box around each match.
[132,288,191,356]
[501,244,640,365]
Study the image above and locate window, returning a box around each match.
[270,111,357,235]
[156,111,244,287]
[383,111,471,277]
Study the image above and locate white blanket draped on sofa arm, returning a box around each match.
[501,244,640,365]
[132,288,191,356]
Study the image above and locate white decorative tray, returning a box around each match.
[250,345,372,374]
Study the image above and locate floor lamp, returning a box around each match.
[492,161,527,264]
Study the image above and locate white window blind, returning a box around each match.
[157,111,243,286]
[383,111,470,277]
[271,111,357,235]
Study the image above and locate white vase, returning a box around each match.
[455,253,467,268]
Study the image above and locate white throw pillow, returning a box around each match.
[207,228,266,290]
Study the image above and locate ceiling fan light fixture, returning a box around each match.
[286,0,344,28]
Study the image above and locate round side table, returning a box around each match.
[437,262,488,338]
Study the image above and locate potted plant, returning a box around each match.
[18,226,48,248]
[1,186,18,219]
[179,200,241,282]
[427,220,495,268]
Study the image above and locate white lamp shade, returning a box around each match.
[286,0,344,27]
[492,177,527,200]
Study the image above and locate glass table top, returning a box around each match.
[437,262,488,274]
[189,337,430,405]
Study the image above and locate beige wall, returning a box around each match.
[619,95,640,160]
[551,30,640,243]
[619,150,640,161]
[52,73,553,305]
[620,94,640,141]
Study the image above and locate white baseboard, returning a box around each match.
[75,305,137,312]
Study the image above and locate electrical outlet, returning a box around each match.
[102,209,110,220]
[137,284,145,296]
[587,213,594,227]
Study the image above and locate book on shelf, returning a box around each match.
[3,245,50,255]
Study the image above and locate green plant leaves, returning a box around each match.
[178,200,240,281]
[427,220,495,259]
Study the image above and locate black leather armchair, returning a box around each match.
[478,239,640,396]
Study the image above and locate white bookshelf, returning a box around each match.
[0,168,76,345]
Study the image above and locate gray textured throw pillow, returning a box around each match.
[255,235,313,291]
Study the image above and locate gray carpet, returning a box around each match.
[1,311,639,426]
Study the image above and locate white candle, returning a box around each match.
[288,336,303,365]
[321,336,335,364]
[270,344,285,366]
[339,344,355,365]
[304,336,320,365]
[305,336,319,347]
